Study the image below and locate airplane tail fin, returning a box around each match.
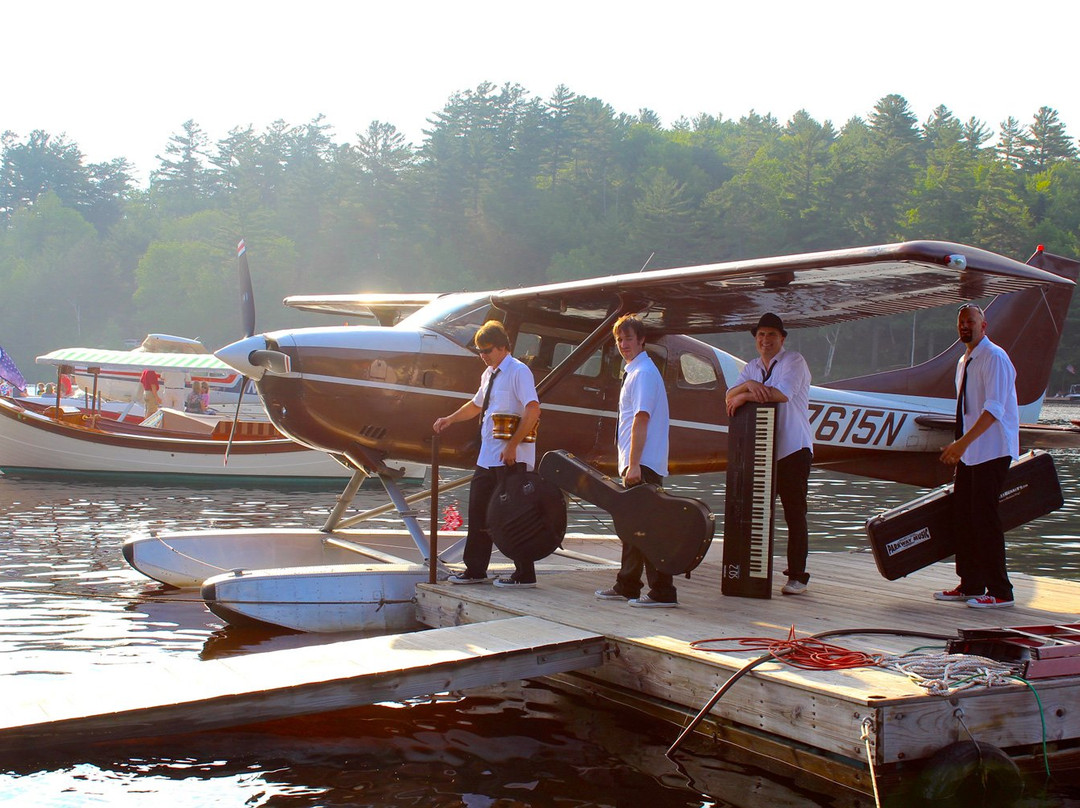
[824,246,1079,408]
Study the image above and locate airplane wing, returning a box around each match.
[36,347,233,374]
[489,241,1072,335]
[917,414,1080,450]
[283,293,441,326]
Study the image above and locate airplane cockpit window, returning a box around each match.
[678,353,718,389]
[553,342,602,377]
[513,332,541,366]
[608,344,666,381]
[408,294,496,350]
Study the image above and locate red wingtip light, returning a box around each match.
[1037,244,1045,252]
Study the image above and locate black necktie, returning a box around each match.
[955,356,972,439]
[479,368,499,438]
[762,360,775,384]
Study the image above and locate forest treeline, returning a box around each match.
[2,83,1080,390]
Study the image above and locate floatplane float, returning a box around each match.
[119,241,1080,634]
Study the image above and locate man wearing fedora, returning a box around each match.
[725,313,814,595]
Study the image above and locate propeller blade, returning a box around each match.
[237,239,255,339]
[223,379,245,467]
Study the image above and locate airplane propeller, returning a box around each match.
[223,239,255,465]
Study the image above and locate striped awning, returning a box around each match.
[37,348,231,372]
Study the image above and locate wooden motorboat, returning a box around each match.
[0,397,424,484]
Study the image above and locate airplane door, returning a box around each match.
[513,330,610,468]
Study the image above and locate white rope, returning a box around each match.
[879,652,1021,696]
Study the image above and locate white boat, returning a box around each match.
[0,397,424,484]
[36,334,251,412]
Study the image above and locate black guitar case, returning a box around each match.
[537,450,715,575]
[486,463,568,562]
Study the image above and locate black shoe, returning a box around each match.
[493,577,536,589]
[447,573,489,585]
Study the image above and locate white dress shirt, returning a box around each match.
[956,337,1019,465]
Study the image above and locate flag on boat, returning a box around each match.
[0,345,27,391]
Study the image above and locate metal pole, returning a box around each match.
[429,435,440,584]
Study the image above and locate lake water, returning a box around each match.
[1,406,1079,807]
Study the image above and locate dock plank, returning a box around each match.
[415,548,1080,769]
[0,616,604,753]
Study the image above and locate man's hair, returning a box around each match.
[613,314,647,341]
[474,320,510,349]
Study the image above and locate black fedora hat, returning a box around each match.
[751,312,787,337]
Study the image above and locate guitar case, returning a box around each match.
[486,463,568,562]
[537,450,715,575]
[865,450,1063,580]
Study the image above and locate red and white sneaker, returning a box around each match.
[933,587,974,602]
[967,594,1015,609]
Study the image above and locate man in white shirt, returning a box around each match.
[936,304,1019,609]
[433,320,541,588]
[594,315,677,607]
[726,313,814,595]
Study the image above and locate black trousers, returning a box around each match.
[463,465,536,582]
[954,456,1013,600]
[613,466,677,602]
[777,448,812,584]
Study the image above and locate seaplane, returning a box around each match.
[122,240,1080,632]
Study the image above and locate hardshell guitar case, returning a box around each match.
[865,450,1063,580]
[537,450,715,575]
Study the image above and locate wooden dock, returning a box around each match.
[415,545,1080,795]
[0,616,604,753]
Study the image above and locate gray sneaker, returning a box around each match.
[781,579,807,595]
[628,594,678,608]
[595,588,629,601]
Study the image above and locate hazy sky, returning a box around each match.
[7,0,1079,183]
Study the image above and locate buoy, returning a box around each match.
[915,740,1023,806]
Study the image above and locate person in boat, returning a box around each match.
[433,320,541,589]
[139,368,162,417]
[199,381,218,414]
[936,303,1019,609]
[725,313,814,596]
[184,381,207,413]
[58,373,74,397]
[594,314,677,608]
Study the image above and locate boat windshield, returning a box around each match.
[399,293,497,351]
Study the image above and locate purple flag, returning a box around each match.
[0,346,27,391]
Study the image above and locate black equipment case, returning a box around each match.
[865,450,1063,580]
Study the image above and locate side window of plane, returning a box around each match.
[645,344,667,380]
[513,332,541,368]
[552,342,602,377]
[603,343,664,380]
[678,352,718,390]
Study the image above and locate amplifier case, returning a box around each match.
[865,450,1063,580]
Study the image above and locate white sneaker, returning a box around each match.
[781,579,807,595]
